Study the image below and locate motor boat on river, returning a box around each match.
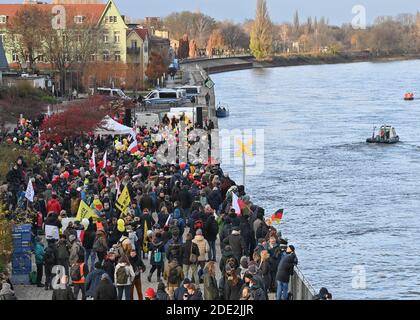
[366,125,400,144]
[216,103,230,118]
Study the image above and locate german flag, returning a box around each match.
[271,209,284,223]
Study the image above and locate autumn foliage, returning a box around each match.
[40,96,111,142]
[145,51,168,82]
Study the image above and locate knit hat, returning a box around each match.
[248,264,258,275]
[145,288,156,298]
[240,256,249,269]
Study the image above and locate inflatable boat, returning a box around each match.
[366,125,399,144]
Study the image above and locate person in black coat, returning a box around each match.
[227,227,247,262]
[156,281,171,300]
[239,215,254,257]
[52,276,75,300]
[178,185,193,217]
[203,214,218,261]
[180,234,200,275]
[103,251,117,283]
[94,274,118,300]
[207,187,222,212]
[186,284,203,300]
[173,278,190,300]
[275,245,298,300]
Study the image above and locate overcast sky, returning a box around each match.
[1,0,419,25]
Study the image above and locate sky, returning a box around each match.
[1,0,419,26]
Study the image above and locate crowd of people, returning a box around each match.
[0,112,302,301]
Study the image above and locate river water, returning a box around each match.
[213,59,420,300]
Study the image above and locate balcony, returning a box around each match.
[127,47,141,55]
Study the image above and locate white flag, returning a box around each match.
[25,179,35,202]
[90,149,96,173]
[102,151,107,169]
[232,192,241,215]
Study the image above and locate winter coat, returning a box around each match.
[114,263,135,286]
[46,198,62,214]
[83,226,96,250]
[225,277,244,301]
[103,258,116,283]
[276,253,298,283]
[173,285,188,301]
[228,231,246,260]
[207,189,222,211]
[180,240,200,266]
[259,260,272,293]
[52,287,75,300]
[192,235,209,262]
[203,272,219,300]
[219,248,238,273]
[129,255,146,279]
[163,260,184,287]
[94,279,118,300]
[156,283,170,300]
[187,288,203,300]
[178,188,192,210]
[69,241,82,266]
[85,268,107,297]
[250,284,267,300]
[34,242,45,265]
[203,215,219,242]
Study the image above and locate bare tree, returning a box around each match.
[5,5,51,73]
[219,21,249,51]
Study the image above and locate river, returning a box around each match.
[212,59,420,300]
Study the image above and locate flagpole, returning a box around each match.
[242,135,246,189]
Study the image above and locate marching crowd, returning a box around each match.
[0,114,306,301]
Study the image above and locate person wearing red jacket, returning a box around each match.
[47,193,62,214]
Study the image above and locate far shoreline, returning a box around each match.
[183,53,420,75]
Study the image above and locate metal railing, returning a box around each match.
[289,265,317,300]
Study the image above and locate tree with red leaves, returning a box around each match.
[40,96,112,142]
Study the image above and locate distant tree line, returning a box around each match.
[160,1,420,60]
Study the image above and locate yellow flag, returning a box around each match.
[76,200,96,221]
[115,186,131,213]
[143,220,149,254]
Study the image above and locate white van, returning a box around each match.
[144,88,188,107]
[96,87,132,100]
[176,85,201,102]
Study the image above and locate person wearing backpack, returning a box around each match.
[180,233,200,282]
[93,230,108,264]
[69,235,84,267]
[129,249,146,300]
[94,273,117,300]
[56,235,70,279]
[34,236,45,288]
[85,261,108,299]
[192,229,209,284]
[147,233,164,282]
[44,239,58,291]
[114,255,135,300]
[71,257,89,300]
[163,258,184,299]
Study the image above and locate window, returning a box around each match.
[74,15,85,24]
[0,33,4,42]
[12,52,19,62]
[106,16,117,23]
[144,41,148,53]
[131,40,137,48]
[90,54,96,62]
[114,31,120,43]
[114,51,121,62]
[103,50,110,61]
[103,33,109,43]
[160,92,177,99]
[0,15,8,24]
